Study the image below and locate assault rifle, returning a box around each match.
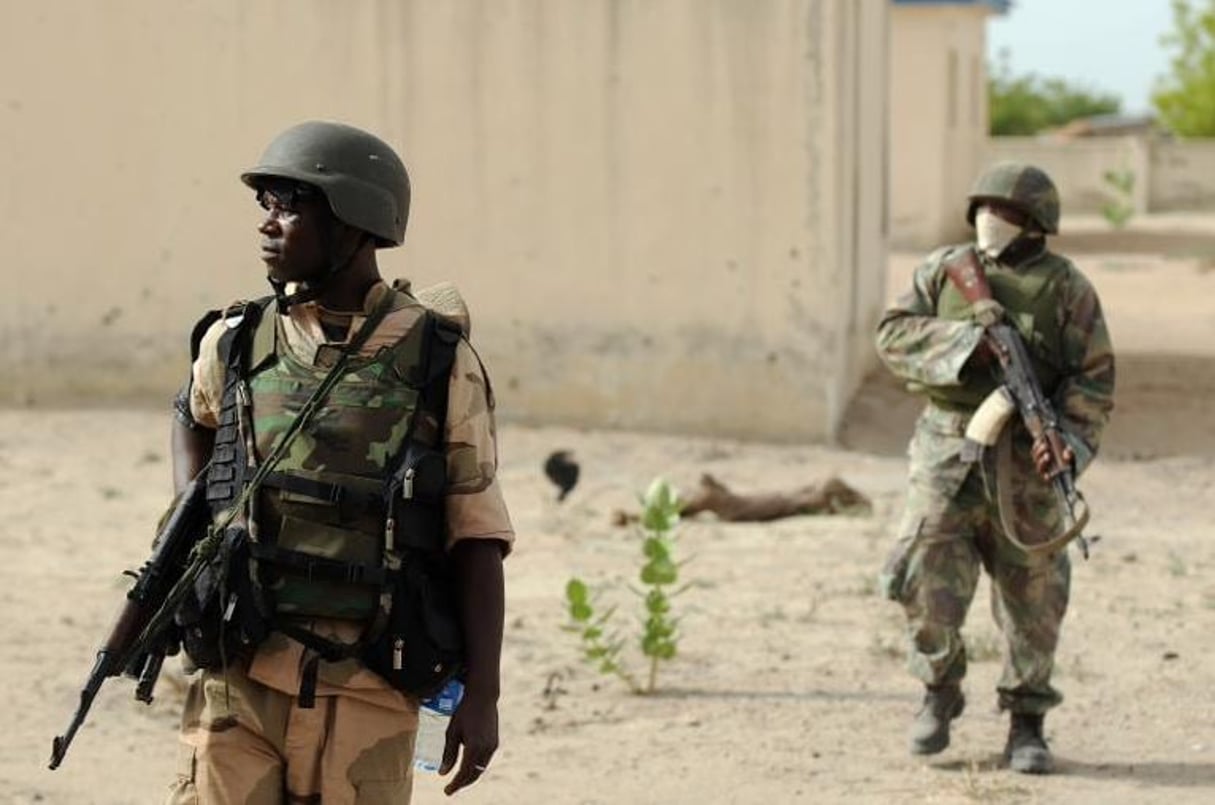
[943,249,1092,557]
[48,472,210,770]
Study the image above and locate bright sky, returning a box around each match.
[988,0,1178,115]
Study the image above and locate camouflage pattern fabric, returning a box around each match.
[875,242,1114,714]
[245,289,437,621]
[166,660,417,804]
[181,279,514,790]
[189,280,515,555]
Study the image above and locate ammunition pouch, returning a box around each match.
[175,526,269,671]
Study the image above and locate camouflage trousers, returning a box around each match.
[880,464,1071,714]
[166,664,417,804]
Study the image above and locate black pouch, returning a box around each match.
[175,526,268,670]
[391,444,447,550]
[363,554,464,699]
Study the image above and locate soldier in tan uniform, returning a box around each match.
[168,121,512,803]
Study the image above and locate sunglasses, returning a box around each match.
[256,182,318,214]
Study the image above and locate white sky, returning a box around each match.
[987,0,1178,115]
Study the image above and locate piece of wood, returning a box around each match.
[612,473,871,526]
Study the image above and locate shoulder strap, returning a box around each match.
[206,299,273,512]
[421,313,463,434]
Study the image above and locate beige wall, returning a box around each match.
[989,136,1149,216]
[889,3,991,249]
[0,0,887,441]
[1150,140,1215,211]
[993,135,1215,215]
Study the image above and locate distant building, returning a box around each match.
[889,0,1011,249]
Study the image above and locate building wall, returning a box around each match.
[0,0,887,441]
[1150,140,1215,211]
[889,3,990,249]
[986,136,1206,216]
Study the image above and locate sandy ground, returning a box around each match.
[3,236,1215,804]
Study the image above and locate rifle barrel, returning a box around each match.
[48,652,112,770]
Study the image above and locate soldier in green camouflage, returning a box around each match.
[876,162,1115,774]
[168,121,514,803]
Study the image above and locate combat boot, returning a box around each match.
[1005,713,1053,774]
[909,684,965,755]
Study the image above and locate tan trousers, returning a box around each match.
[166,666,417,804]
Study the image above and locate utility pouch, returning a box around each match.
[392,443,447,552]
[363,555,464,699]
[176,526,267,670]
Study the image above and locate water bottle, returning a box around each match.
[413,678,464,773]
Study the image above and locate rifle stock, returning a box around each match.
[48,472,210,770]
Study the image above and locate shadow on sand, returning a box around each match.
[1055,759,1215,788]
[929,753,1215,788]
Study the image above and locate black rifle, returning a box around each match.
[944,249,1092,556]
[48,472,210,770]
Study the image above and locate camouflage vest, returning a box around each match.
[207,290,458,626]
[931,249,1067,409]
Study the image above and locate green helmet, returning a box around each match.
[242,121,410,247]
[966,162,1060,235]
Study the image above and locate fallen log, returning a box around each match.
[612,473,871,526]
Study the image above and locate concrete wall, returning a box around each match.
[0,0,887,441]
[988,136,1151,216]
[1150,140,1215,211]
[990,136,1215,215]
[889,3,991,249]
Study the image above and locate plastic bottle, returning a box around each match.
[413,678,465,773]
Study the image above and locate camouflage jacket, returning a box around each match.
[876,242,1115,482]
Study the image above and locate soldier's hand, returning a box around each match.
[1032,431,1074,481]
[440,689,499,796]
[970,298,1006,328]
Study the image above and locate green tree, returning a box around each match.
[989,50,1122,136]
[1153,0,1215,136]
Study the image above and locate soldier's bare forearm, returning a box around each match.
[171,419,214,494]
[452,539,505,701]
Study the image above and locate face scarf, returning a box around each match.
[974,208,1024,259]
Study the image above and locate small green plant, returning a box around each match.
[563,579,638,691]
[564,478,688,694]
[1101,168,1136,229]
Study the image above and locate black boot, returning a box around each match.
[909,684,965,755]
[1005,713,1054,774]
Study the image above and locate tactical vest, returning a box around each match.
[929,250,1068,409]
[195,290,462,696]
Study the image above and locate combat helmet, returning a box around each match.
[966,162,1060,235]
[242,121,410,246]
